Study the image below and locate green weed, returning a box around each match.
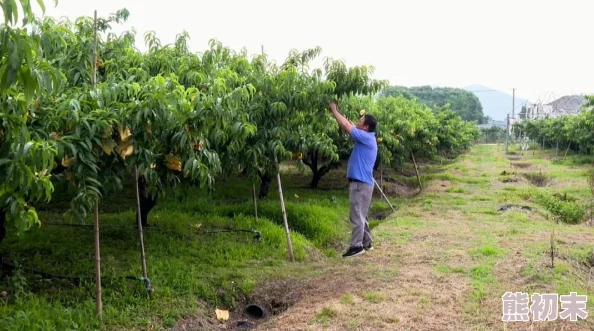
[315,307,337,324]
[521,189,586,224]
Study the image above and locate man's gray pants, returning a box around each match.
[349,181,374,248]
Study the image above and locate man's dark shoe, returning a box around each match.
[363,243,374,251]
[342,246,365,258]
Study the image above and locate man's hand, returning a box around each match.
[328,102,338,113]
[328,102,353,135]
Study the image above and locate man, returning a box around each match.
[328,102,377,258]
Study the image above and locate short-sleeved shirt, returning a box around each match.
[346,127,377,185]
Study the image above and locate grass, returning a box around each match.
[446,186,466,193]
[340,293,354,304]
[1,211,319,329]
[0,169,355,330]
[471,244,505,258]
[363,291,385,303]
[519,188,587,224]
[435,264,465,274]
[313,306,337,325]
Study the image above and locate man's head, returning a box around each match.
[356,114,377,132]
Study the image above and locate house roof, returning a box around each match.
[546,95,586,113]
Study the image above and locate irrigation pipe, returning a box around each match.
[40,222,262,241]
[0,261,153,292]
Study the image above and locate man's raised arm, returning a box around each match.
[328,102,355,135]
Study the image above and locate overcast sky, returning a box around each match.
[39,0,593,103]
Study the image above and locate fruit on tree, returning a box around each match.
[165,154,182,171]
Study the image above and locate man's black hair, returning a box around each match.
[362,114,377,133]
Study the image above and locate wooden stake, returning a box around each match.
[93,200,102,320]
[134,166,149,290]
[550,230,555,268]
[91,10,102,321]
[586,268,594,295]
[373,178,395,212]
[275,159,294,262]
[411,151,423,190]
[91,10,97,88]
[252,183,258,219]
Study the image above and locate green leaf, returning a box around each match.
[35,0,45,13]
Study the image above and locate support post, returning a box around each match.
[252,183,258,219]
[93,201,102,320]
[91,10,103,321]
[275,157,294,262]
[134,165,150,293]
[373,178,395,212]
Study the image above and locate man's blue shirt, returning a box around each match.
[346,127,377,185]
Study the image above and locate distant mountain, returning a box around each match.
[464,84,529,122]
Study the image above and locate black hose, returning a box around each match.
[41,222,262,242]
[1,261,154,292]
[2,261,140,282]
[1,261,154,293]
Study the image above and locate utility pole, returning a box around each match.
[505,113,510,154]
[511,88,515,144]
[512,88,516,119]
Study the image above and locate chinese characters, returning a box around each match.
[502,292,588,322]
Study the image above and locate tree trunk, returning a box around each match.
[303,151,337,189]
[310,165,334,189]
[258,172,272,199]
[136,175,157,227]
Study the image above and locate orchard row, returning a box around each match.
[0,5,480,237]
[513,104,594,156]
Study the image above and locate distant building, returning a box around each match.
[525,95,587,119]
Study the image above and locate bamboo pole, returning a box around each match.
[550,230,555,268]
[91,10,103,321]
[93,201,102,320]
[411,151,423,190]
[373,178,395,212]
[134,166,149,290]
[252,183,258,219]
[275,157,294,262]
[91,11,98,88]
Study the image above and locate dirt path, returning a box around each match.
[251,190,477,330]
[176,146,594,331]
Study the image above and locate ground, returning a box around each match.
[1,145,594,331]
[178,145,594,331]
